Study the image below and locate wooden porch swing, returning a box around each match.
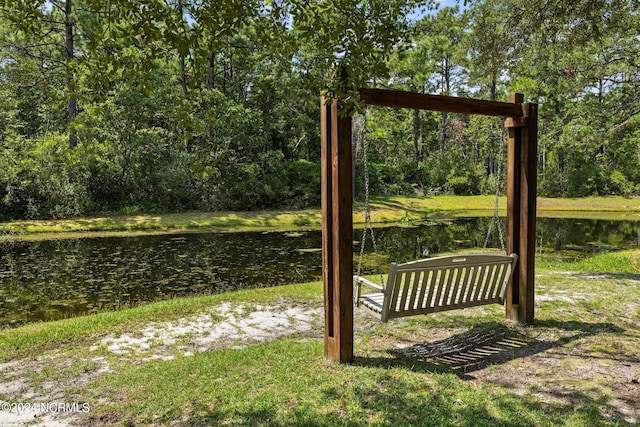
[355,253,518,322]
[322,88,538,363]
[353,105,518,322]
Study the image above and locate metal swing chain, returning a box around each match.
[356,114,369,279]
[356,108,385,287]
[483,123,506,253]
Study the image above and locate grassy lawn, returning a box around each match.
[0,195,638,237]
[0,250,638,426]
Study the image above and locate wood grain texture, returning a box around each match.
[359,88,524,117]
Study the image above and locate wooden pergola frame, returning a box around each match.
[321,88,538,363]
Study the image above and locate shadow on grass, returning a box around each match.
[354,320,625,380]
[574,272,640,282]
[368,199,464,220]
[178,389,580,427]
[368,197,493,219]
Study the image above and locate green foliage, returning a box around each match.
[288,0,436,102]
[0,134,92,219]
[284,159,322,208]
[0,0,639,218]
[444,167,481,195]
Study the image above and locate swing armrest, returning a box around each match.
[353,276,384,292]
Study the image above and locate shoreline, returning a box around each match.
[0,195,638,239]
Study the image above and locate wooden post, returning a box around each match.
[321,96,334,358]
[505,93,523,322]
[519,102,537,324]
[321,96,354,362]
[504,93,536,325]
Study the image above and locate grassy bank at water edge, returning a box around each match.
[0,195,638,237]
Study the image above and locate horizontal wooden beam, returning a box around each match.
[359,88,524,118]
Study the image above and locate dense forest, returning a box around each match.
[0,0,638,219]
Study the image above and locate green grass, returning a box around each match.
[0,210,325,237]
[1,195,638,236]
[538,249,640,274]
[364,195,640,223]
[1,249,638,426]
[85,340,568,427]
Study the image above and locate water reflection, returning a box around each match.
[0,217,637,327]
[0,231,323,327]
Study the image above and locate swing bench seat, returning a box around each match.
[354,253,518,322]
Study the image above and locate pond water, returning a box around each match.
[0,217,638,327]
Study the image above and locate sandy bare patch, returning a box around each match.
[535,291,587,303]
[0,355,84,427]
[95,302,323,358]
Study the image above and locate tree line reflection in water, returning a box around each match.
[0,217,637,327]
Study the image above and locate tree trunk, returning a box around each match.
[489,77,497,102]
[179,55,189,97]
[438,111,447,159]
[438,58,451,159]
[207,51,215,90]
[65,0,77,148]
[413,109,422,161]
[177,0,189,97]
